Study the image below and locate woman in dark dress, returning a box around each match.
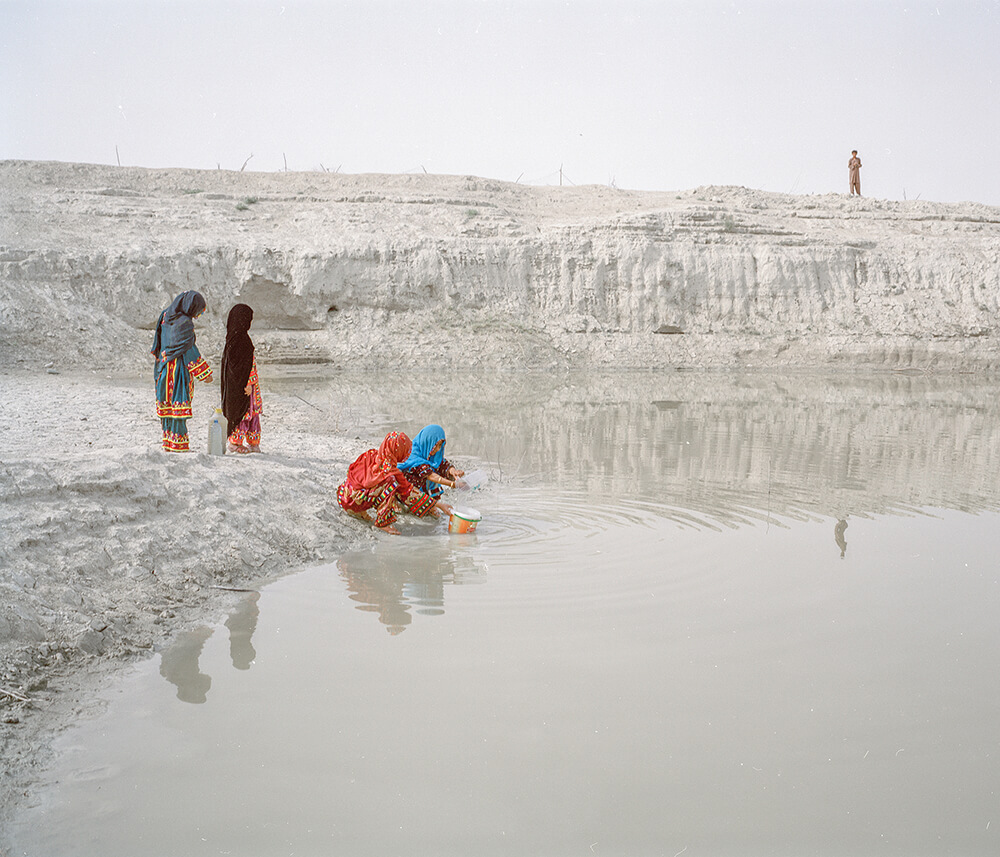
[221,303,263,453]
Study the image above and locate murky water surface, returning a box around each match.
[11,372,1000,856]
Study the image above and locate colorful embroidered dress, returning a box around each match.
[399,424,453,499]
[154,346,213,452]
[221,303,262,450]
[151,291,213,452]
[337,431,436,528]
[228,356,262,447]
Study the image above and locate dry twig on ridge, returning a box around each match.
[1,686,31,703]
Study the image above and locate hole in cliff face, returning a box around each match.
[237,275,321,330]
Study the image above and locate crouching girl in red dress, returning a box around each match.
[336,431,438,535]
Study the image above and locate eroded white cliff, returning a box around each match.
[2,161,999,370]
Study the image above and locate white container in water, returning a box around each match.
[207,408,225,455]
[459,468,488,491]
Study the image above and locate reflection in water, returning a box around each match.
[340,553,412,635]
[274,370,1000,528]
[12,371,1000,857]
[159,626,213,705]
[338,539,484,634]
[835,518,849,558]
[225,592,260,669]
[158,594,260,702]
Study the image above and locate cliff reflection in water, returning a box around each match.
[275,369,1000,530]
[494,376,1000,528]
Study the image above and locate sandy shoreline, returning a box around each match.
[0,365,407,829]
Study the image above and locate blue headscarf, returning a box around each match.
[152,291,207,361]
[400,424,446,473]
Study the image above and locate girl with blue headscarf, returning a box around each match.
[151,291,213,452]
[399,424,465,502]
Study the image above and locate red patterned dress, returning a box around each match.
[337,432,436,528]
[228,356,263,448]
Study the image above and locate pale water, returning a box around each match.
[9,372,1000,857]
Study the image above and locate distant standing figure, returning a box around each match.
[151,291,213,452]
[848,150,862,196]
[221,303,263,453]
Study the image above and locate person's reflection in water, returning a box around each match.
[835,518,849,558]
[339,553,413,635]
[159,626,213,704]
[224,592,260,669]
[403,577,445,616]
[337,539,482,634]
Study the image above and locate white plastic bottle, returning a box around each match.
[208,408,225,455]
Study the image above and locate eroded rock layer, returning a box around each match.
[2,160,999,370]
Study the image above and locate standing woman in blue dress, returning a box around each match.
[151,291,214,452]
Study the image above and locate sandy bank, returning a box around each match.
[0,366,396,828]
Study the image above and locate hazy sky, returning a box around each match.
[3,0,999,204]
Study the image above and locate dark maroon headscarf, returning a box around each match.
[221,304,255,435]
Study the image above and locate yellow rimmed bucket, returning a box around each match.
[448,507,481,534]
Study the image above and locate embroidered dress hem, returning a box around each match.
[157,401,193,420]
[162,421,190,453]
[336,479,434,528]
[338,481,399,528]
[229,413,261,446]
[400,486,436,517]
[229,358,262,446]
